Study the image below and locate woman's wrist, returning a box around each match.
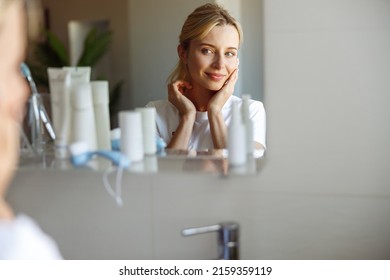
[207,106,222,119]
[181,111,196,123]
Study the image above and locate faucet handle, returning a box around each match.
[181,222,239,260]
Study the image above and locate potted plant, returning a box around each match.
[27,27,122,125]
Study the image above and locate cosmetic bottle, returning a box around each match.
[242,94,254,155]
[119,111,144,162]
[63,66,91,85]
[70,83,97,151]
[47,68,72,158]
[91,81,111,151]
[135,107,156,155]
[228,101,246,166]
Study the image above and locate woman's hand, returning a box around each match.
[166,80,196,149]
[207,68,239,149]
[168,80,196,118]
[207,68,239,114]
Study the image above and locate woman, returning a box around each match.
[147,3,266,152]
[0,0,61,259]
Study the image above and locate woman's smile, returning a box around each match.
[205,72,226,82]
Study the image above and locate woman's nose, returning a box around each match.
[212,54,224,69]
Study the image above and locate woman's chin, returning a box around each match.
[205,82,224,91]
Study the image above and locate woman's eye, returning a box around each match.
[226,51,236,57]
[201,48,212,55]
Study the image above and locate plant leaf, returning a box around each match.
[77,28,113,67]
[26,31,70,89]
[46,31,69,66]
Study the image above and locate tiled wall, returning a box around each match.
[263,0,390,192]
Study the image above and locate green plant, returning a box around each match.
[27,28,122,120]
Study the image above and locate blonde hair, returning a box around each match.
[167,3,243,84]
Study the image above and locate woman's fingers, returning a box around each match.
[168,80,196,116]
[208,68,239,113]
[223,68,239,87]
[170,80,192,95]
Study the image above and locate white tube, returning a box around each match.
[62,66,91,143]
[228,101,246,166]
[62,67,91,85]
[47,68,71,158]
[135,107,156,155]
[91,81,111,151]
[119,111,144,162]
[241,94,254,155]
[70,83,97,151]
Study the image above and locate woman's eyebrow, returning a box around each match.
[198,43,238,50]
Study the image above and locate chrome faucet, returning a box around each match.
[181,222,239,260]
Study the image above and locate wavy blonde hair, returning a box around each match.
[167,3,243,84]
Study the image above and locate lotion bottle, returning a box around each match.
[91,81,111,151]
[119,111,144,162]
[70,83,97,151]
[135,107,156,155]
[228,101,246,166]
[241,94,254,155]
[47,68,72,158]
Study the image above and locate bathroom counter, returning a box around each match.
[18,152,265,176]
[7,157,390,260]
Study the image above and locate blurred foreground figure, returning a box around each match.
[0,0,62,259]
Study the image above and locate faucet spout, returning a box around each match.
[182,222,239,260]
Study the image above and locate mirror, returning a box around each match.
[33,0,265,175]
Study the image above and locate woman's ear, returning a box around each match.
[177,44,188,64]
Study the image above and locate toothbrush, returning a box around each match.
[20,63,56,141]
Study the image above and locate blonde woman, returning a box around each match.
[0,0,61,259]
[147,3,266,152]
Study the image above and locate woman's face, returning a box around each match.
[0,0,28,195]
[183,24,239,92]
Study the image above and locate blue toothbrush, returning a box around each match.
[20,63,56,141]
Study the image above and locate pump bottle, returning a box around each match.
[91,81,111,151]
[242,94,254,155]
[70,83,98,151]
[228,101,246,166]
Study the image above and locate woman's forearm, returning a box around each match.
[208,110,227,149]
[167,114,195,149]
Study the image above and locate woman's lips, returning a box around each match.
[206,73,226,81]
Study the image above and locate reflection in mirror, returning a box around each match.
[143,2,266,159]
[29,0,264,174]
